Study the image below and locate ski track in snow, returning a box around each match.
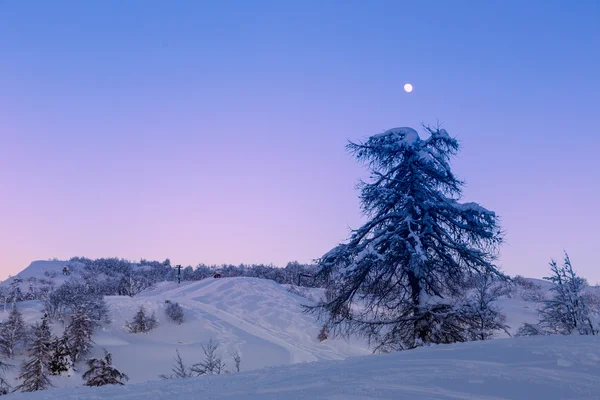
[148,278,358,364]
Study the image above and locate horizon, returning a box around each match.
[2,1,599,282]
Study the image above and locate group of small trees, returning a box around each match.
[13,311,89,392]
[160,339,240,379]
[0,284,122,394]
[43,279,109,325]
[126,302,185,333]
[0,310,126,393]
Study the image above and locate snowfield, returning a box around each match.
[2,261,600,398]
[8,335,600,399]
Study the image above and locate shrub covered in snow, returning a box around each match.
[165,302,184,325]
[126,306,158,334]
[83,349,128,386]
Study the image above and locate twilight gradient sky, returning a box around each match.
[1,1,599,281]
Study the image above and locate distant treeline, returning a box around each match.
[67,257,324,296]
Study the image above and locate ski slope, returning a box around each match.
[9,335,600,399]
[1,276,370,388]
[95,277,369,384]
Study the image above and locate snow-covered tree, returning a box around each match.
[126,306,157,333]
[8,278,24,306]
[0,306,27,359]
[0,361,12,395]
[16,315,53,392]
[83,349,128,386]
[311,126,504,351]
[465,273,510,340]
[159,349,193,379]
[66,307,94,363]
[48,334,73,376]
[165,302,184,325]
[538,253,596,335]
[190,339,227,375]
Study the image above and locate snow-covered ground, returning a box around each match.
[1,272,369,388]
[2,261,600,398]
[8,335,600,399]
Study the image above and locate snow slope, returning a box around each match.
[8,335,600,399]
[1,277,369,388]
[96,278,369,383]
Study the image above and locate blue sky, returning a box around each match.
[1,0,599,281]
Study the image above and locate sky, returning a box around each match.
[1,0,599,282]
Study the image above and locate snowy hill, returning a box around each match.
[0,260,81,289]
[0,277,369,388]
[3,261,600,397]
[8,335,600,399]
[95,278,369,383]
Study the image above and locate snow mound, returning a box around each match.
[9,335,600,399]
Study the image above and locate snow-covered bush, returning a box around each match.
[83,349,128,386]
[126,306,158,334]
[165,302,184,325]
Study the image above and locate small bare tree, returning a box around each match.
[230,350,241,373]
[190,339,227,375]
[159,349,192,379]
[465,273,511,340]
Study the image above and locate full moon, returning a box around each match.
[404,83,413,93]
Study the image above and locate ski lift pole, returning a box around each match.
[176,265,182,284]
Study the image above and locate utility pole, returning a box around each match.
[176,265,182,284]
